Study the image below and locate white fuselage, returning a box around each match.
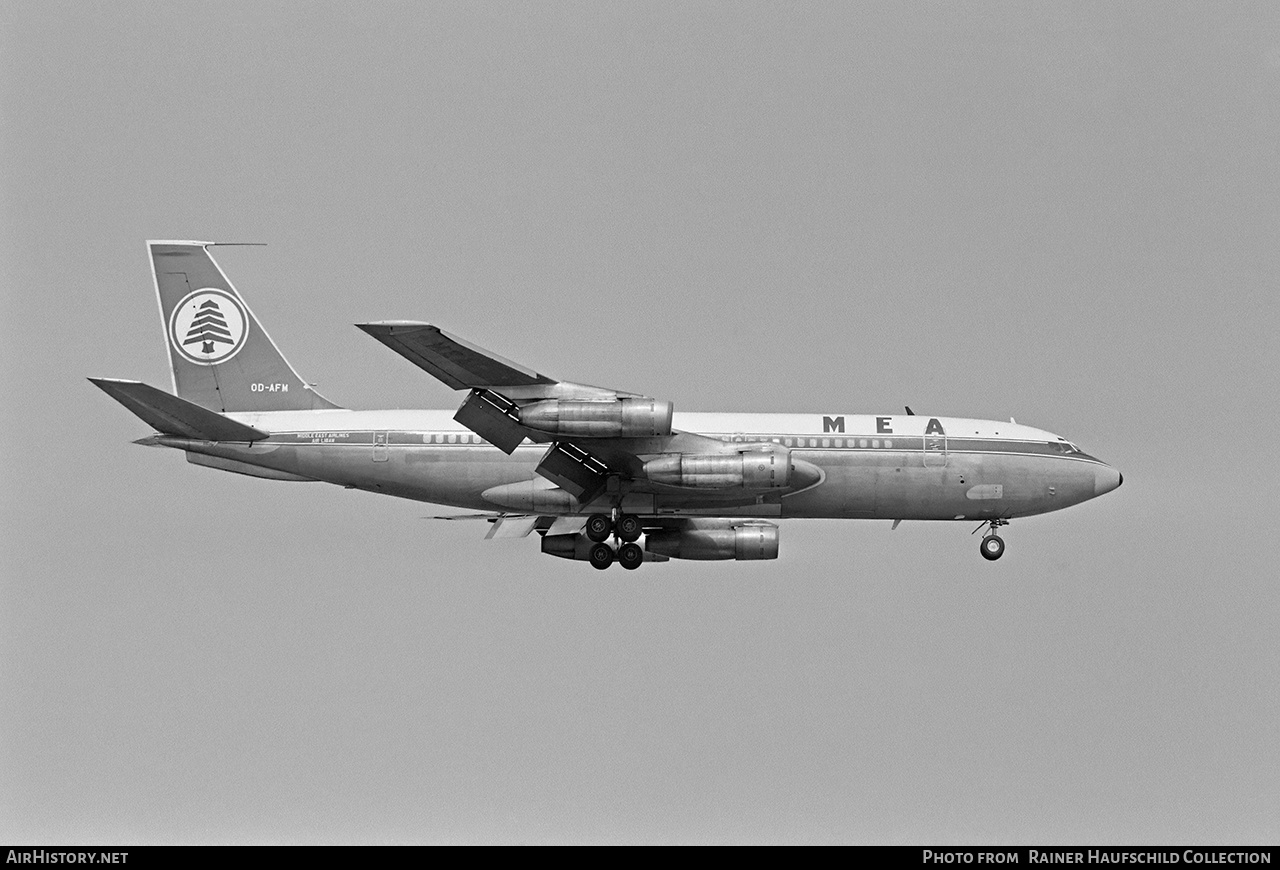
[173,409,1120,522]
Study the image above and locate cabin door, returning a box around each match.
[372,431,389,462]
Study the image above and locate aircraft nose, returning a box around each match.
[1094,465,1122,497]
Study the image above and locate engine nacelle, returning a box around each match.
[540,532,597,561]
[541,532,669,563]
[483,480,577,513]
[645,524,779,561]
[643,444,791,489]
[518,398,674,438]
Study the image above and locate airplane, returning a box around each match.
[91,241,1122,568]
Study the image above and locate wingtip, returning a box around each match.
[355,321,439,336]
[88,376,143,389]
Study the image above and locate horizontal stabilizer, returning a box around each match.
[356,322,554,390]
[89,378,268,441]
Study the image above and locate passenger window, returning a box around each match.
[872,439,880,448]
[822,438,830,448]
[884,439,892,449]
[859,439,868,448]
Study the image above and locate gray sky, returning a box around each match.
[2,1,1277,844]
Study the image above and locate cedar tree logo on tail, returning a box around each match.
[168,288,248,365]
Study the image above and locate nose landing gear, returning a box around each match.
[973,518,1010,561]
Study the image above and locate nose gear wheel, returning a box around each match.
[972,518,1009,561]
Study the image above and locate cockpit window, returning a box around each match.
[1053,440,1081,454]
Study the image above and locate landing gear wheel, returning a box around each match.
[616,514,642,543]
[589,542,615,570]
[585,514,612,543]
[618,542,644,570]
[980,534,1005,561]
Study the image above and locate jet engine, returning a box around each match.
[518,398,674,438]
[540,523,778,562]
[540,532,669,563]
[645,523,779,561]
[643,444,792,489]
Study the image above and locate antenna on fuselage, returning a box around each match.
[904,406,915,415]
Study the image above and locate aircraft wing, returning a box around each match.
[359,321,820,505]
[356,322,553,390]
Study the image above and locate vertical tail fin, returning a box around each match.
[149,241,342,412]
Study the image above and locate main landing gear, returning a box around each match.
[616,514,642,542]
[617,542,644,570]
[585,512,646,570]
[585,514,612,543]
[974,518,1009,561]
[588,542,614,570]
[585,512,641,543]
